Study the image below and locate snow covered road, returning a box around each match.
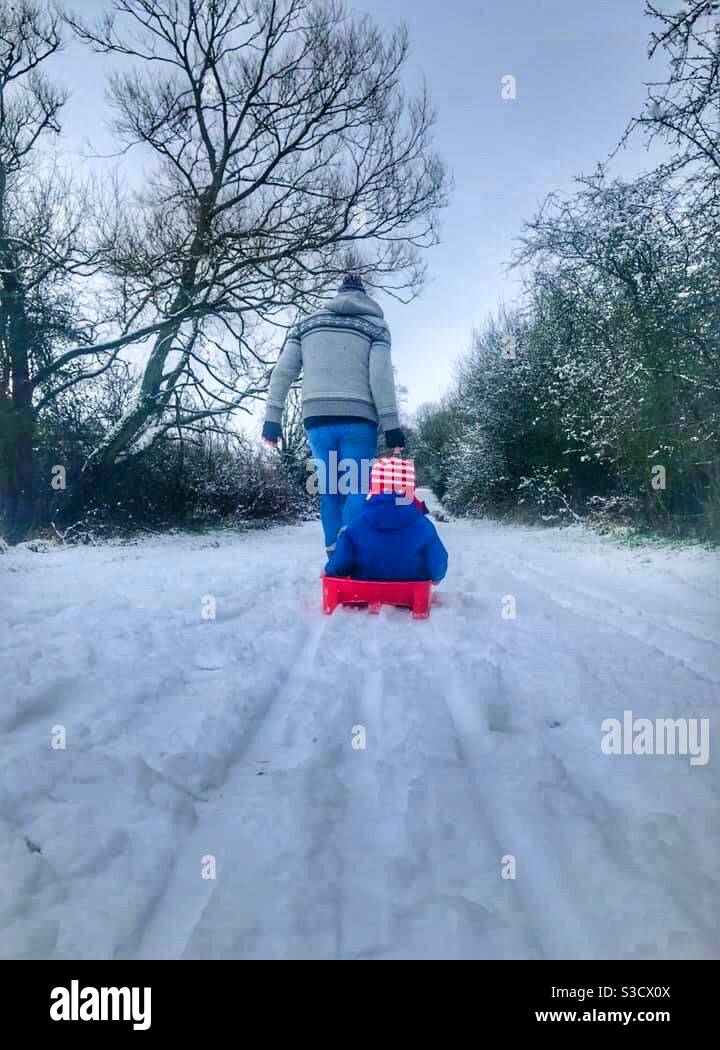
[1,517,719,959]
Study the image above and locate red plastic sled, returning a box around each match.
[322,575,432,619]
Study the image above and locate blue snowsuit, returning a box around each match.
[325,493,448,582]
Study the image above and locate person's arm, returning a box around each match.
[423,522,448,583]
[262,329,302,445]
[325,529,356,577]
[368,328,404,449]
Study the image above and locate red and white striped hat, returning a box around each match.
[369,457,416,500]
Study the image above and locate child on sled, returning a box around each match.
[324,458,448,583]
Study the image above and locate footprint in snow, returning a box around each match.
[193,648,228,670]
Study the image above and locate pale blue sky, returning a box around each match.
[54,0,668,412]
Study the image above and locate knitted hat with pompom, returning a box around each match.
[339,271,366,293]
[369,457,416,501]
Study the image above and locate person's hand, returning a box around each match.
[261,421,282,448]
[384,427,405,451]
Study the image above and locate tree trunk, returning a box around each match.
[1,279,35,543]
[82,207,211,489]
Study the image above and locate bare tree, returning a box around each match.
[65,0,448,482]
[0,2,68,540]
[0,3,152,540]
[624,1,720,220]
[278,381,308,481]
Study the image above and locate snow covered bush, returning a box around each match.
[415,2,720,541]
[411,400,459,502]
[516,468,580,524]
[415,170,720,540]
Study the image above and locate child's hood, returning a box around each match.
[360,493,422,531]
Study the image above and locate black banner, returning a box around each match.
[3,960,717,1038]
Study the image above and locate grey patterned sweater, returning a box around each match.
[264,290,400,433]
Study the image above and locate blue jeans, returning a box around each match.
[307,421,378,548]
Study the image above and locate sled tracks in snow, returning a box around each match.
[416,624,599,958]
[132,617,331,960]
